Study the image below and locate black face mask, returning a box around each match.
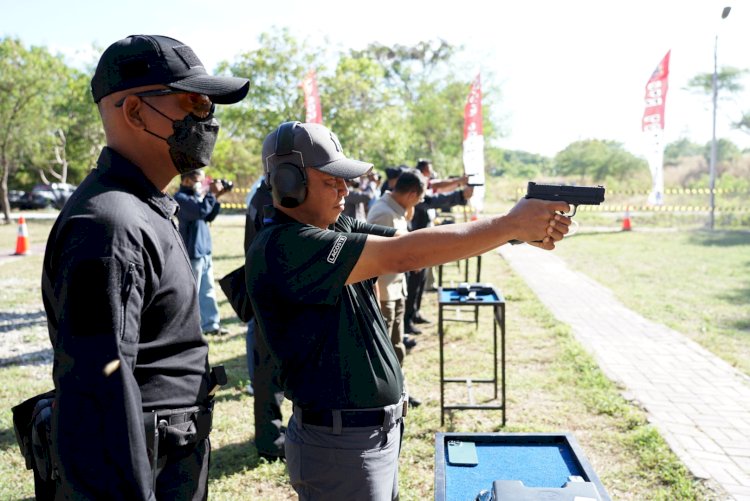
[141,100,220,175]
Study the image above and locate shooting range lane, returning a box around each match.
[499,243,750,500]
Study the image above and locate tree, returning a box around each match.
[553,139,646,182]
[703,138,740,167]
[215,31,506,184]
[351,39,458,103]
[686,66,750,134]
[353,39,503,176]
[686,66,746,94]
[322,56,413,171]
[0,38,69,223]
[209,136,258,185]
[215,28,323,182]
[486,147,551,178]
[49,68,104,184]
[664,138,703,165]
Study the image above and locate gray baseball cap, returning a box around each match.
[262,122,373,179]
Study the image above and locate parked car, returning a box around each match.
[8,190,25,209]
[13,183,77,210]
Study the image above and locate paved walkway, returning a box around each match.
[499,243,750,501]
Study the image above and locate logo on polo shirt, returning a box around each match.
[327,235,347,264]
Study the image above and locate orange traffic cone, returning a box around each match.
[14,216,29,255]
[622,207,632,231]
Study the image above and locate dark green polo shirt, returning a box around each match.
[246,209,402,410]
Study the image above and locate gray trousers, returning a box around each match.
[285,400,405,501]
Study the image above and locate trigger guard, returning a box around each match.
[557,205,577,217]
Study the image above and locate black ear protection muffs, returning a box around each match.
[269,121,307,208]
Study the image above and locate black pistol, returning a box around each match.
[524,182,605,217]
[509,182,606,245]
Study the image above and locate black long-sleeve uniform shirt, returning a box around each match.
[410,189,467,231]
[41,147,211,500]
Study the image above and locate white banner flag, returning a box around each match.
[642,51,670,205]
[463,72,485,213]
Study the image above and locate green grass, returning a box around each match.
[554,229,750,375]
[0,218,54,308]
[0,215,723,500]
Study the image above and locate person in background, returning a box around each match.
[404,159,473,335]
[246,120,570,500]
[343,176,375,220]
[175,168,231,336]
[363,171,381,210]
[243,176,286,460]
[367,168,427,408]
[41,34,248,499]
[380,165,407,196]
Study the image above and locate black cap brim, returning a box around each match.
[168,74,250,104]
[317,158,373,180]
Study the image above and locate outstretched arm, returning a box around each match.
[346,198,570,285]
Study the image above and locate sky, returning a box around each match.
[4,0,750,158]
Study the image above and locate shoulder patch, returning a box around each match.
[327,235,347,264]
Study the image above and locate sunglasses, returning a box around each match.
[114,89,215,119]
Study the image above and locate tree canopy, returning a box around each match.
[3,31,746,223]
[553,139,646,182]
[0,37,96,222]
[687,66,750,135]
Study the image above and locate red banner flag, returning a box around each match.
[463,73,483,139]
[302,70,322,124]
[642,50,670,132]
[642,50,670,205]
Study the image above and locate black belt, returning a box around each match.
[301,408,386,428]
[154,405,211,425]
[145,404,214,446]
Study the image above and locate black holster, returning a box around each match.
[143,402,213,490]
[11,389,57,501]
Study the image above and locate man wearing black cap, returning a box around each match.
[380,165,407,196]
[41,35,248,500]
[246,121,572,500]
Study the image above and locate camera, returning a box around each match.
[215,179,234,191]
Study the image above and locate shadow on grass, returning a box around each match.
[688,230,750,247]
[209,351,253,405]
[210,438,271,476]
[721,282,750,313]
[0,311,47,333]
[212,305,246,332]
[214,253,245,263]
[732,318,750,332]
[0,348,53,368]
[0,426,21,453]
[717,251,750,329]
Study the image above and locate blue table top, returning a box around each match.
[439,286,503,304]
[444,443,584,500]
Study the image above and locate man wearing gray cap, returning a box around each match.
[246,121,571,500]
[39,35,248,500]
